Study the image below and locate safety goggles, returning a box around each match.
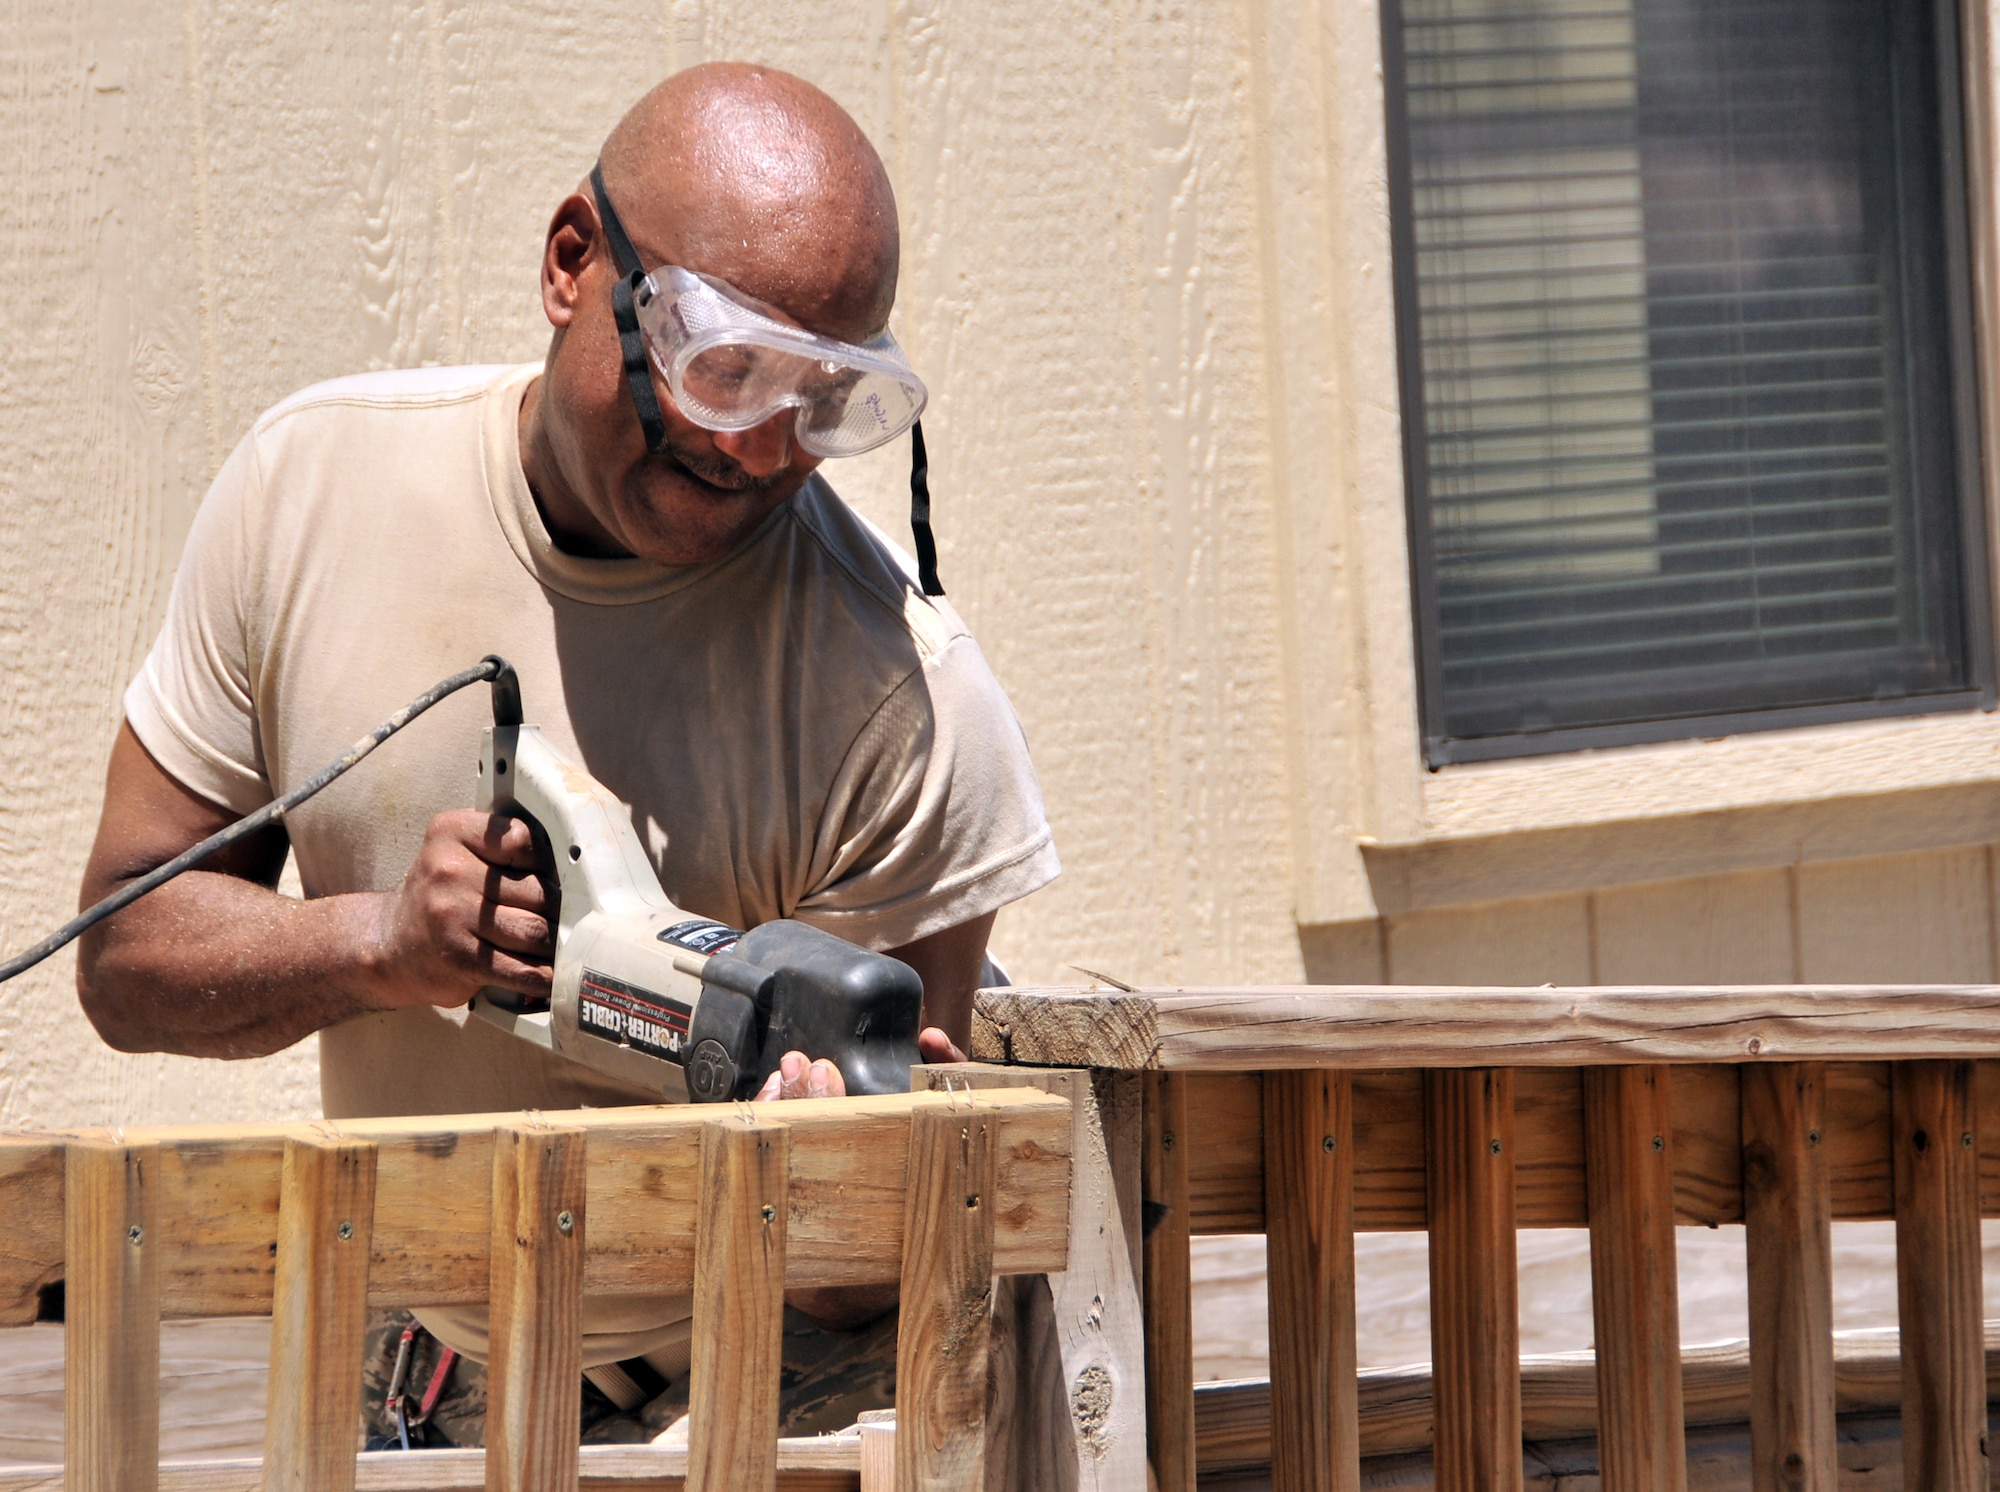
[590,164,942,593]
[634,267,924,459]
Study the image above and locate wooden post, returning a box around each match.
[923,1065,1146,1491]
[860,1419,897,1491]
[485,1124,585,1492]
[688,1118,790,1492]
[1891,1060,1985,1492]
[1143,1073,1196,1492]
[1424,1068,1521,1492]
[261,1135,377,1492]
[65,1139,161,1492]
[1262,1069,1358,1492]
[1741,1063,1836,1492]
[896,1099,998,1492]
[1583,1065,1686,1492]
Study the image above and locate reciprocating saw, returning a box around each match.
[466,660,926,1102]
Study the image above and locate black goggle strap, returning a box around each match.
[909,419,944,597]
[589,163,669,457]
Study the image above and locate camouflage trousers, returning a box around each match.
[358,1305,900,1448]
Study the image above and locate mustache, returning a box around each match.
[658,439,788,498]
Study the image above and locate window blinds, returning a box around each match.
[1392,0,1982,759]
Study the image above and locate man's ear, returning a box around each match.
[540,192,598,329]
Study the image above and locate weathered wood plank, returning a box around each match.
[0,1139,62,1325]
[65,1139,161,1492]
[1262,1070,1358,1492]
[262,1136,377,1492]
[859,1421,895,1492]
[895,1103,997,1491]
[921,1065,1144,1491]
[974,986,2000,1069]
[1142,1074,1196,1492]
[0,1090,1072,1320]
[1742,1064,1837,1492]
[1184,1061,1969,1232]
[1185,1326,2000,1472]
[1890,1061,1985,1492]
[1582,1066,1685,1492]
[1424,1069,1522,1492]
[0,1441,868,1491]
[688,1120,788,1492]
[485,1125,585,1492]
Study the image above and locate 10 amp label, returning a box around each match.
[578,968,693,1062]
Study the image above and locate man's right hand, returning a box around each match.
[362,811,556,1010]
[78,725,558,1059]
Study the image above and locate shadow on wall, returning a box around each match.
[1299,921,1389,985]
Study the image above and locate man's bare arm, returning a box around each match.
[77,724,557,1058]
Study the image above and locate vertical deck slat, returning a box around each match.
[1891,1060,1985,1492]
[65,1139,160,1492]
[896,1100,998,1492]
[1741,1063,1837,1492]
[484,1124,585,1492]
[1424,1069,1522,1492]
[687,1118,790,1492]
[1583,1065,1686,1492]
[261,1135,377,1492]
[1263,1069,1359,1492]
[1143,1073,1197,1492]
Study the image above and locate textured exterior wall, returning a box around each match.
[4,0,2000,1128]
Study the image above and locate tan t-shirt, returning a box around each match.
[125,362,1059,1363]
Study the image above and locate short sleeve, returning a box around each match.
[792,633,1060,950]
[122,431,273,815]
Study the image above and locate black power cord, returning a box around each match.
[0,655,521,987]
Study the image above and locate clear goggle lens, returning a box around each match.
[634,268,926,458]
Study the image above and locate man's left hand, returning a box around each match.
[753,1024,969,1102]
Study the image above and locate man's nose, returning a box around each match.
[709,415,794,479]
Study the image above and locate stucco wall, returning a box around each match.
[4,0,1999,1128]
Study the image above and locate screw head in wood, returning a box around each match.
[1161,1130,1175,1151]
[337,1220,353,1241]
[1652,1134,1665,1152]
[761,1203,777,1223]
[1489,1139,1502,1155]
[557,1210,575,1234]
[1807,1130,1821,1146]
[1965,1132,1976,1149]
[1322,1135,1337,1153]
[966,1193,981,1210]
[127,1225,142,1246]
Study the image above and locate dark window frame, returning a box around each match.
[1381,0,1998,769]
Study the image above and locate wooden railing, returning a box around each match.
[0,1088,1073,1492]
[964,983,2000,1492]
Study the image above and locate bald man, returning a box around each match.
[74,65,1058,1430]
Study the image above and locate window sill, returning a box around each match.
[1355,703,2000,916]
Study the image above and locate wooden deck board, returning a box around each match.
[973,985,2000,1071]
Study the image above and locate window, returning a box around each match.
[1384,0,1993,766]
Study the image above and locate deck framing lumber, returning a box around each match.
[973,985,2000,1070]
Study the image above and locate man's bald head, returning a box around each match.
[596,63,900,341]
[520,65,906,567]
